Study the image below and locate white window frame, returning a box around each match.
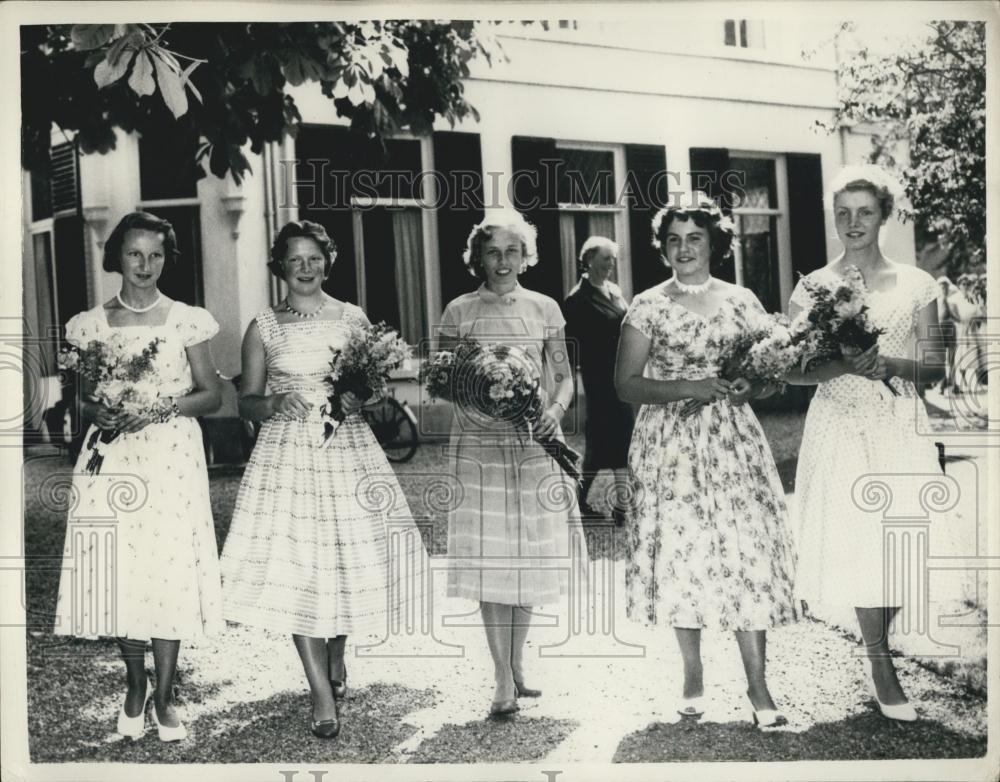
[728,151,792,313]
[553,139,633,300]
[348,134,440,346]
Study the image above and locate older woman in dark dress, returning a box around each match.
[563,236,635,524]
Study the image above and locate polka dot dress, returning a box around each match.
[53,302,224,640]
[791,263,960,611]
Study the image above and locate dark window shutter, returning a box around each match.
[50,143,79,213]
[625,143,668,295]
[689,147,736,283]
[433,131,484,308]
[511,136,561,301]
[786,153,828,282]
[294,125,358,303]
[53,213,87,327]
[689,147,733,211]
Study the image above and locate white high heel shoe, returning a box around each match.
[747,691,787,729]
[150,700,188,742]
[116,679,151,740]
[866,673,918,722]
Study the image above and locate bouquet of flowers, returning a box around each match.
[796,265,896,395]
[319,321,413,447]
[681,311,810,417]
[420,337,582,484]
[57,334,164,474]
[958,272,987,307]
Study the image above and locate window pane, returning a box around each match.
[557,148,615,206]
[353,139,422,201]
[139,127,200,201]
[147,206,203,306]
[738,214,781,313]
[724,19,736,46]
[729,157,777,209]
[359,206,427,344]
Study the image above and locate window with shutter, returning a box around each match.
[137,131,205,306]
[293,125,438,347]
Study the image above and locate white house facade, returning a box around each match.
[21,18,917,444]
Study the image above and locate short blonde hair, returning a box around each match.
[462,209,539,278]
[828,164,903,220]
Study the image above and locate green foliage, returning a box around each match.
[21,21,504,183]
[823,21,985,276]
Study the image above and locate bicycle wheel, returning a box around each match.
[362,397,419,463]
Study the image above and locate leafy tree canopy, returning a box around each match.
[21,21,504,183]
[822,20,985,275]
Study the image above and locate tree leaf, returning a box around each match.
[94,48,135,88]
[71,25,116,51]
[151,48,189,118]
[181,61,203,103]
[128,50,156,96]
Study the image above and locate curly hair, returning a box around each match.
[103,211,180,273]
[650,192,736,267]
[462,210,539,278]
[267,220,338,278]
[828,165,902,220]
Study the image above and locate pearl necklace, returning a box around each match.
[671,276,713,295]
[284,298,326,319]
[116,290,162,313]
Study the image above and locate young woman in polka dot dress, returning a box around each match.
[787,166,948,722]
[54,212,224,742]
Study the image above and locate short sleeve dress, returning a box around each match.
[439,283,586,606]
[53,301,224,640]
[790,263,964,611]
[622,283,798,631]
[220,304,426,637]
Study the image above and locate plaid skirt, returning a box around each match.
[445,410,586,606]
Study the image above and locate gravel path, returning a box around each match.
[21,407,989,763]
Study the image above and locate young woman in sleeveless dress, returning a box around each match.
[220,221,424,738]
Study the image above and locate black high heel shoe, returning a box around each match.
[330,664,347,701]
[513,681,542,698]
[488,699,519,718]
[311,715,341,739]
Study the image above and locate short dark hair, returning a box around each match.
[103,211,179,273]
[268,220,338,278]
[651,195,736,267]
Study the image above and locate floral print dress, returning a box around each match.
[53,301,224,640]
[622,283,798,630]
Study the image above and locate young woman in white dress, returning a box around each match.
[787,166,948,721]
[54,211,224,742]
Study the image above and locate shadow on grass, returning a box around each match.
[30,681,436,764]
[612,710,987,762]
[408,715,577,763]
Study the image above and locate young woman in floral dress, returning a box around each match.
[615,194,797,729]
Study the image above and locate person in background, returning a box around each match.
[563,236,635,525]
